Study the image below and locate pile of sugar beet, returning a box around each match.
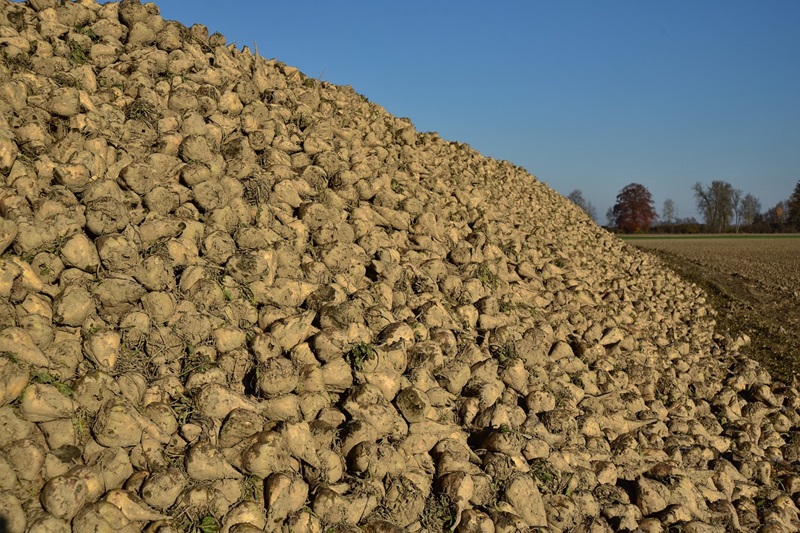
[1,1,799,531]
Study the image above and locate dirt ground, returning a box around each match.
[629,236,800,383]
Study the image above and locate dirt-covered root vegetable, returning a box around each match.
[0,327,50,367]
[265,472,309,525]
[297,364,327,394]
[487,508,530,532]
[380,474,428,528]
[0,357,29,406]
[348,441,405,480]
[481,428,524,456]
[68,466,105,503]
[438,471,474,528]
[282,510,323,533]
[185,441,243,481]
[7,256,44,293]
[54,285,96,327]
[39,418,76,450]
[39,474,89,520]
[73,371,122,416]
[94,446,135,493]
[72,501,140,533]
[241,431,294,477]
[60,233,100,272]
[362,368,403,402]
[83,330,121,370]
[248,332,283,365]
[0,260,20,299]
[394,386,432,423]
[340,420,381,458]
[0,217,16,256]
[343,383,408,439]
[213,325,247,354]
[457,508,495,532]
[195,383,259,419]
[116,372,148,405]
[360,520,405,533]
[320,357,355,392]
[140,468,186,510]
[260,394,303,421]
[92,398,144,447]
[299,391,330,420]
[0,491,26,533]
[400,420,464,456]
[499,357,529,395]
[345,480,385,525]
[25,510,70,533]
[183,366,229,392]
[19,383,76,423]
[218,408,265,449]
[5,438,45,482]
[256,357,298,397]
[311,487,349,525]
[502,473,547,527]
[222,501,268,533]
[312,448,345,484]
[104,489,171,522]
[228,524,269,533]
[278,421,320,468]
[635,476,671,517]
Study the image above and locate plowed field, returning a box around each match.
[629,235,800,382]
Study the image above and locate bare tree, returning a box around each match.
[740,193,761,227]
[662,198,676,225]
[567,189,597,221]
[693,181,735,233]
[731,189,742,233]
[605,206,615,229]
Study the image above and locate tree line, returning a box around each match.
[567,179,800,234]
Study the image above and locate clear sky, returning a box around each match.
[151,0,800,222]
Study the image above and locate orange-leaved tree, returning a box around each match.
[611,183,657,233]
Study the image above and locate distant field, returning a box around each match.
[622,233,800,240]
[628,235,800,381]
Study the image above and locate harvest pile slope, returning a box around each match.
[0,1,798,531]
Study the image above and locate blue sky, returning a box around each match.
[152,0,800,222]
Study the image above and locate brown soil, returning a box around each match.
[631,236,800,383]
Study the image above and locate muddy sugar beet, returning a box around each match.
[0,0,799,531]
